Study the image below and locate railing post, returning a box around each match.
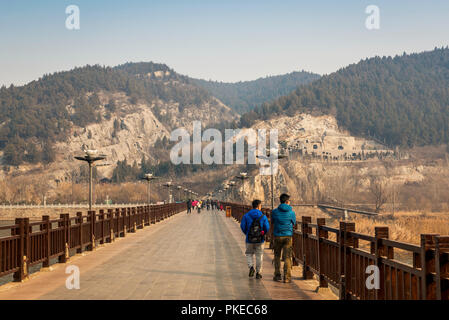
[107,209,114,243]
[13,218,29,282]
[99,209,105,245]
[76,212,83,254]
[338,221,355,300]
[140,206,145,228]
[420,234,439,300]
[115,208,121,238]
[132,207,137,232]
[121,207,127,237]
[316,218,328,288]
[42,215,51,268]
[66,214,71,258]
[88,210,96,251]
[58,214,70,263]
[434,236,449,300]
[144,205,151,226]
[144,205,149,226]
[267,210,274,249]
[301,216,314,280]
[291,222,299,267]
[126,207,131,232]
[370,226,390,300]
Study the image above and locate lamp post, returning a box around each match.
[74,149,106,211]
[141,173,157,205]
[257,149,288,210]
[235,172,249,202]
[177,186,182,202]
[223,185,229,201]
[163,182,173,203]
[228,181,236,202]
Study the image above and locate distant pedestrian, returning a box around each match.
[197,200,202,213]
[187,199,192,214]
[240,199,270,279]
[271,193,296,283]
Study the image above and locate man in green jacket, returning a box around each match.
[271,193,296,283]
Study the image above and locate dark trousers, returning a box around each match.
[273,236,293,280]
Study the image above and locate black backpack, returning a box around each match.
[247,214,264,243]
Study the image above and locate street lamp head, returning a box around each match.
[85,149,98,157]
[240,172,248,177]
[75,150,106,164]
[145,173,153,179]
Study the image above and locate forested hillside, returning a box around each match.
[240,47,449,147]
[192,71,320,114]
[0,63,212,165]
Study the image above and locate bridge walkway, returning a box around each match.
[0,210,335,300]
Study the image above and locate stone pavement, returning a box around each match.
[0,209,336,300]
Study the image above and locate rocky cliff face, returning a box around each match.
[2,86,238,184]
[56,91,237,180]
[231,158,429,208]
[219,114,435,209]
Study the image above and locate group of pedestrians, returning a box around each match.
[186,199,221,214]
[240,193,296,283]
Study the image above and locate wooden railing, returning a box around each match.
[223,202,449,300]
[0,203,186,283]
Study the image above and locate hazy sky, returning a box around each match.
[0,0,448,86]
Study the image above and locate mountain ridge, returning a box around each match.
[240,47,449,147]
[191,70,320,114]
[0,62,234,166]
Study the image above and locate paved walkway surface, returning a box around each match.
[0,210,336,300]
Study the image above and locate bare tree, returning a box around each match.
[33,177,51,205]
[369,175,389,212]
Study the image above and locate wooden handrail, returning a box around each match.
[0,202,186,283]
[222,201,449,300]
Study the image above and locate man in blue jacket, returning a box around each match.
[271,193,296,283]
[240,199,270,279]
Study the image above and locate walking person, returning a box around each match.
[187,199,192,214]
[271,193,296,283]
[240,200,270,279]
[197,200,202,213]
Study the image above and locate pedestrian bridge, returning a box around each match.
[0,205,333,300]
